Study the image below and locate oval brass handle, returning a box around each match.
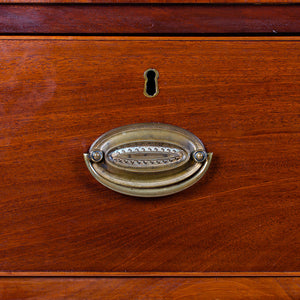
[84,123,212,197]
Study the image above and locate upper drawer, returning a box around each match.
[1,5,299,34]
[0,37,299,273]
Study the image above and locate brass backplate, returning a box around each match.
[84,123,212,197]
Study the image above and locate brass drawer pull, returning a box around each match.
[84,123,212,197]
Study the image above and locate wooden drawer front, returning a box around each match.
[0,37,299,273]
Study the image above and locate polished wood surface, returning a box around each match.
[1,5,300,34]
[0,277,299,299]
[0,37,299,273]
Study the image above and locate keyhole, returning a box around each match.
[144,69,159,97]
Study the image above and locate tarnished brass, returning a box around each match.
[84,123,212,197]
[143,69,159,97]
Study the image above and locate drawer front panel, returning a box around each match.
[1,5,300,34]
[0,37,299,272]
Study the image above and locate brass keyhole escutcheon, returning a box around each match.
[144,69,159,97]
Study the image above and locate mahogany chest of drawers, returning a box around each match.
[0,1,299,298]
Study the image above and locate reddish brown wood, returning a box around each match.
[1,271,300,276]
[0,5,300,34]
[0,37,299,273]
[0,277,299,299]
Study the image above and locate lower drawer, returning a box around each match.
[0,37,299,273]
[1,277,300,299]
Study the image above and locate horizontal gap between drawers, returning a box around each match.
[0,272,300,277]
[0,33,300,37]
[0,36,300,40]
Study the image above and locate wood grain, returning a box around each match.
[0,277,299,299]
[1,5,300,34]
[0,37,299,273]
